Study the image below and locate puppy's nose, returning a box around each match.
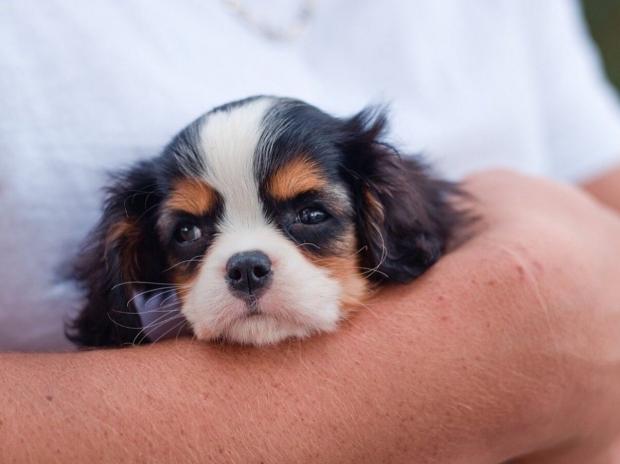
[225,250,272,296]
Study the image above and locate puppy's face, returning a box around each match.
[161,98,366,344]
[71,96,460,347]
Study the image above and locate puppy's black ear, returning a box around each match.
[341,108,464,283]
[67,161,167,347]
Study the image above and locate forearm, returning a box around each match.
[0,228,584,463]
[582,163,620,213]
[2,171,619,464]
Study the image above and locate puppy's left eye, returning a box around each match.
[174,223,202,244]
[298,207,329,225]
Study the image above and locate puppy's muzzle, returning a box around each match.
[225,250,272,299]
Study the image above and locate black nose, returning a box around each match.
[225,250,272,297]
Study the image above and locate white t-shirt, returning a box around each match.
[1,0,619,351]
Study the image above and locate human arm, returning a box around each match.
[2,170,620,464]
[582,164,620,213]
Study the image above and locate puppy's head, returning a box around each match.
[70,96,461,346]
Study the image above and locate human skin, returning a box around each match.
[583,165,620,213]
[1,169,620,464]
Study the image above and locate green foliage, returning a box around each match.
[582,0,620,90]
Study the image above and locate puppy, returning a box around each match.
[68,96,463,347]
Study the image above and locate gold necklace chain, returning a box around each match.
[221,0,317,42]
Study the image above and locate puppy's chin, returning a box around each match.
[189,298,341,346]
[204,313,322,346]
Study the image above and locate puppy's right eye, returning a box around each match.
[174,223,202,244]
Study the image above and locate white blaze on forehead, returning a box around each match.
[198,98,275,231]
[181,98,348,345]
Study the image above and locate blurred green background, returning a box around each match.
[582,0,620,91]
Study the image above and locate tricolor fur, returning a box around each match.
[68,96,463,347]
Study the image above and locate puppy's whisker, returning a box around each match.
[133,313,186,345]
[160,291,182,308]
[111,281,182,290]
[138,308,180,327]
[106,313,144,331]
[126,287,179,307]
[112,308,178,316]
[138,312,188,344]
[173,319,189,343]
[163,255,207,273]
[359,267,389,279]
[153,300,186,311]
[363,226,388,278]
[306,246,367,264]
[347,299,380,319]
[151,318,190,345]
[294,242,321,250]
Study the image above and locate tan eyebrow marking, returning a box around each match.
[268,157,327,201]
[165,179,218,216]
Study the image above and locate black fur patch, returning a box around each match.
[67,160,169,346]
[338,107,465,282]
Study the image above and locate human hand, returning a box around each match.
[459,170,620,463]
